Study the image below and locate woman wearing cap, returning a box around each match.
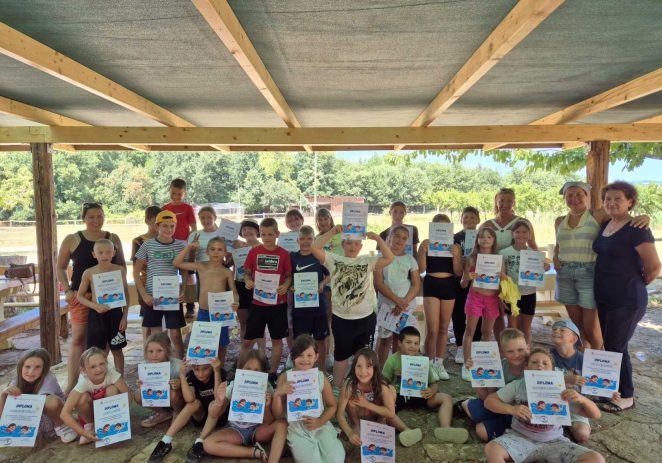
[553,181,649,351]
[56,202,126,393]
[592,182,659,413]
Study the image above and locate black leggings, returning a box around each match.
[452,280,481,345]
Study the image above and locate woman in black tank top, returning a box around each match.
[56,202,125,392]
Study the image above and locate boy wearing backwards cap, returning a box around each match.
[550,319,619,443]
[134,211,188,358]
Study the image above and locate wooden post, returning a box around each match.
[31,143,61,363]
[586,140,610,210]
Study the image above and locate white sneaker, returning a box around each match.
[454,347,464,364]
[55,424,78,443]
[461,366,471,382]
[434,361,450,381]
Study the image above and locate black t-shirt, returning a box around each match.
[290,251,329,316]
[186,368,227,409]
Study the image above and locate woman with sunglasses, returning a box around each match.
[56,202,126,393]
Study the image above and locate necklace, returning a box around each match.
[568,209,587,217]
[603,218,630,237]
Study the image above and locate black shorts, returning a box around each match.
[292,312,329,341]
[236,280,253,309]
[331,313,376,361]
[506,292,536,316]
[142,303,186,329]
[423,274,457,300]
[395,394,429,412]
[87,308,127,351]
[245,303,289,340]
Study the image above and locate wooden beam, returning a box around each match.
[31,143,61,362]
[586,140,610,210]
[395,0,565,150]
[0,95,150,152]
[1,124,660,146]
[191,0,313,154]
[636,113,662,124]
[485,67,662,151]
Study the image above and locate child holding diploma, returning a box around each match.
[375,225,421,368]
[148,358,227,462]
[459,328,528,442]
[382,326,469,446]
[290,226,330,370]
[201,350,288,463]
[337,348,396,447]
[77,239,129,375]
[484,349,605,463]
[272,335,344,463]
[242,218,292,384]
[499,220,549,348]
[134,210,188,358]
[417,214,463,381]
[174,236,239,365]
[60,347,130,445]
[461,227,506,381]
[134,333,186,428]
[1,349,77,443]
[379,201,420,256]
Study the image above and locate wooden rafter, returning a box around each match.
[635,113,662,124]
[1,124,660,146]
[485,67,662,151]
[191,0,312,153]
[394,0,565,150]
[0,22,230,153]
[0,95,150,152]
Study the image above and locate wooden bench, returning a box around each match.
[0,300,70,349]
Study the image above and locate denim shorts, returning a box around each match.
[555,262,596,309]
[226,421,259,445]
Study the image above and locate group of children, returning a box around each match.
[0,184,611,463]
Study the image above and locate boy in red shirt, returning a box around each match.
[162,178,196,241]
[242,217,292,384]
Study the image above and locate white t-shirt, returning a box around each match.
[377,254,418,308]
[323,253,380,320]
[73,366,122,395]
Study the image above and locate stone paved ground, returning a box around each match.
[1,285,661,463]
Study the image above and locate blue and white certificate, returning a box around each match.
[581,349,622,398]
[208,291,236,326]
[470,342,505,388]
[229,370,269,425]
[428,223,454,257]
[293,272,319,308]
[278,232,299,252]
[219,219,241,250]
[93,392,131,448]
[152,275,180,310]
[138,362,170,407]
[400,355,429,398]
[463,229,477,256]
[253,271,279,305]
[474,254,502,290]
[342,202,368,240]
[360,420,395,463]
[232,246,250,281]
[377,301,416,334]
[92,270,126,309]
[287,368,322,422]
[0,394,45,447]
[518,250,545,288]
[524,370,570,426]
[187,321,222,364]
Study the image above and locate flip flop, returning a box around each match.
[398,428,423,447]
[434,426,469,444]
[599,400,635,413]
[140,411,172,428]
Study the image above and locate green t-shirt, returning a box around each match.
[382,352,439,394]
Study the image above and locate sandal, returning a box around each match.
[252,442,268,462]
[141,410,172,428]
[599,399,635,414]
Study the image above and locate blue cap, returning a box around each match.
[552,319,581,340]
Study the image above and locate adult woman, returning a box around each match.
[56,202,125,393]
[481,188,536,342]
[592,182,659,413]
[553,182,649,349]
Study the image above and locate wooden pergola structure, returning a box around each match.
[1,0,661,361]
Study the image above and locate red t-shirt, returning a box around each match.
[244,245,292,306]
[162,202,196,240]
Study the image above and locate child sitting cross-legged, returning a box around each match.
[382,326,469,447]
[484,348,605,463]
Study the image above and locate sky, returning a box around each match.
[335,150,662,184]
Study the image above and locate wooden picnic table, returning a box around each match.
[0,279,23,322]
